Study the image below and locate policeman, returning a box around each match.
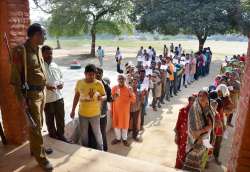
[10,23,53,171]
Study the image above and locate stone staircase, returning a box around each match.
[0,136,181,172]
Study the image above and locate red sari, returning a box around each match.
[175,104,191,169]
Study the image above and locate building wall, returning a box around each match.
[227,39,250,172]
[0,0,30,144]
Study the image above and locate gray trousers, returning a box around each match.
[79,115,103,150]
[165,79,170,100]
[44,99,65,138]
[98,56,103,66]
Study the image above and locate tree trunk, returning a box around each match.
[56,36,61,49]
[196,33,207,52]
[247,33,250,58]
[198,37,206,52]
[90,28,96,57]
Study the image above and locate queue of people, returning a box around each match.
[44,41,244,171]
[9,23,245,172]
[66,43,216,150]
[174,54,245,171]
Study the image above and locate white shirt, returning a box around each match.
[44,62,63,103]
[141,77,150,91]
[147,49,153,61]
[166,64,170,78]
[170,52,175,57]
[172,58,179,64]
[178,47,182,55]
[116,52,122,60]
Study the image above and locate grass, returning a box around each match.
[44,38,248,60]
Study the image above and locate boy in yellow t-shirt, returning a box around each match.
[70,64,106,150]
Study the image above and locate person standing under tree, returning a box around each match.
[115,47,123,73]
[10,23,53,171]
[163,44,168,56]
[96,46,104,67]
[170,43,174,52]
[137,46,144,57]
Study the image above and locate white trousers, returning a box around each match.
[114,128,128,140]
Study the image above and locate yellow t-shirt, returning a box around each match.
[75,79,106,117]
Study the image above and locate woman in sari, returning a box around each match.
[174,95,196,169]
[183,90,213,172]
[216,84,234,127]
[190,55,197,83]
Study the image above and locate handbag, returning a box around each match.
[183,142,208,172]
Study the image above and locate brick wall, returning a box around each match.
[227,38,250,172]
[0,0,30,144]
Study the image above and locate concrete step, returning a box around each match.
[0,136,181,172]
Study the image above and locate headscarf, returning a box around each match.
[214,75,221,87]
[208,85,216,93]
[209,90,218,100]
[216,84,230,97]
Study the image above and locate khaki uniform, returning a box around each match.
[10,40,47,164]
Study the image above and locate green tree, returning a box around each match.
[34,0,134,56]
[134,0,236,51]
[47,14,65,49]
[181,0,237,51]
[133,0,181,35]
[238,0,250,56]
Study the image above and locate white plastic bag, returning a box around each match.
[64,118,81,144]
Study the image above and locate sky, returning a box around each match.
[29,0,50,22]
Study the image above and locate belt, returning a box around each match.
[100,114,107,118]
[27,85,45,91]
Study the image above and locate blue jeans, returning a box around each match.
[79,115,103,150]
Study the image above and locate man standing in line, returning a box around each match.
[42,45,67,142]
[70,64,106,150]
[111,75,135,146]
[170,43,174,52]
[10,23,53,171]
[166,56,175,98]
[97,46,104,67]
[138,69,149,129]
[88,67,112,151]
[137,46,144,57]
[115,47,123,73]
[163,44,168,56]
